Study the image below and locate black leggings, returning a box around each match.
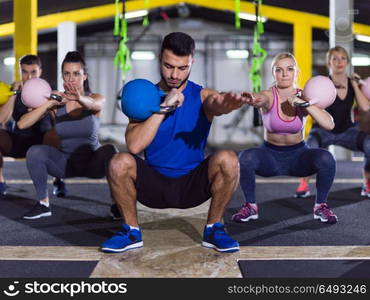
[239,141,336,204]
[26,144,118,200]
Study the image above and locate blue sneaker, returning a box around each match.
[101,224,143,253]
[202,223,240,253]
[52,178,67,197]
[0,182,7,196]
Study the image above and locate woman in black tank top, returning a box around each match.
[0,55,64,197]
[295,46,370,199]
[17,51,118,220]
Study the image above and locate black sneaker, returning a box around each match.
[52,178,68,197]
[23,202,52,219]
[0,182,8,196]
[110,203,123,220]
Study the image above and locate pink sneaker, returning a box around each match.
[294,179,310,198]
[232,203,258,223]
[361,180,370,197]
[314,203,338,224]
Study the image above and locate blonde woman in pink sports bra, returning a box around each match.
[232,52,338,224]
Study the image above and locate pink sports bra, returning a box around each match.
[261,86,305,135]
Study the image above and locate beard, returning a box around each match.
[160,72,190,90]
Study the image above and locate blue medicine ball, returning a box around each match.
[121,79,165,121]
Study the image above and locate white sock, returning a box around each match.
[314,203,324,209]
[129,225,140,231]
[40,201,50,207]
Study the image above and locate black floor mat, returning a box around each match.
[226,183,370,246]
[0,260,98,277]
[1,160,369,247]
[238,259,370,278]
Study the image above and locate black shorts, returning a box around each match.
[8,132,43,158]
[134,155,212,209]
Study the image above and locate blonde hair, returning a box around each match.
[326,46,349,68]
[271,52,298,70]
[271,52,299,84]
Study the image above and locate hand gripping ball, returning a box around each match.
[0,82,14,105]
[358,77,370,100]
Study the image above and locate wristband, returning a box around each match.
[49,94,63,102]
[156,105,177,114]
[293,91,310,108]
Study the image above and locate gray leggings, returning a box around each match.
[26,144,118,200]
[307,126,370,171]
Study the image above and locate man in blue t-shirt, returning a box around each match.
[0,55,67,198]
[102,32,248,253]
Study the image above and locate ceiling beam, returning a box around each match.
[0,0,179,37]
[3,0,370,88]
[0,0,369,38]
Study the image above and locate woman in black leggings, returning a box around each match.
[232,52,338,224]
[18,51,118,219]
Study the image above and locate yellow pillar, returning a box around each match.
[293,20,313,138]
[13,0,38,81]
[293,20,312,88]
